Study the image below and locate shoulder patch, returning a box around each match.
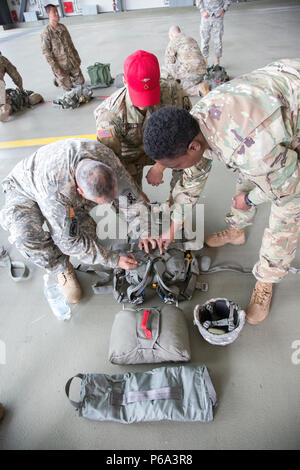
[97,129,113,138]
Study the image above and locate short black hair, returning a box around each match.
[45,4,57,13]
[143,106,200,160]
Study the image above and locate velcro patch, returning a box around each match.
[97,129,113,138]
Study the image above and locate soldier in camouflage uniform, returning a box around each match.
[161,25,209,97]
[94,50,191,190]
[0,138,153,303]
[143,59,300,324]
[197,0,231,65]
[0,51,23,122]
[41,4,84,91]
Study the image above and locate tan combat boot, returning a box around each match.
[0,104,11,123]
[205,227,246,248]
[57,262,82,304]
[198,81,210,97]
[0,403,4,422]
[246,281,273,324]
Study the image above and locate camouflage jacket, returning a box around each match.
[94,79,191,170]
[197,0,231,17]
[41,23,81,74]
[2,139,150,268]
[0,53,23,89]
[171,59,300,223]
[165,33,206,77]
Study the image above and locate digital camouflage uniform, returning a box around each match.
[162,32,207,96]
[171,59,300,283]
[94,79,191,187]
[0,52,23,111]
[197,0,231,59]
[41,23,84,91]
[0,139,150,274]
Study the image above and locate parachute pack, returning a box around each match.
[6,88,43,113]
[203,64,230,90]
[113,243,199,305]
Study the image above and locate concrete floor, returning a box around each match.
[0,0,300,450]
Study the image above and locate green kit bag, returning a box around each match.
[65,365,217,423]
[87,62,114,87]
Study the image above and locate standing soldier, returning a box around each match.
[94,50,192,190]
[0,51,23,122]
[143,59,300,325]
[41,4,84,91]
[197,0,231,66]
[162,25,209,97]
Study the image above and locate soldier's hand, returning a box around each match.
[146,164,165,186]
[138,237,157,254]
[202,10,209,18]
[117,254,138,270]
[232,193,251,211]
[221,10,225,18]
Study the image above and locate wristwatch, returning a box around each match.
[244,193,255,207]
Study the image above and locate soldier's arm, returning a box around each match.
[108,151,152,239]
[46,201,121,268]
[170,156,212,224]
[4,57,23,89]
[94,108,122,157]
[244,144,300,207]
[63,25,81,64]
[41,32,62,75]
[165,41,177,66]
[197,0,204,11]
[223,0,231,12]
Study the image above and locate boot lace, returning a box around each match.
[253,284,272,305]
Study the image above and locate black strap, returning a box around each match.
[65,374,84,409]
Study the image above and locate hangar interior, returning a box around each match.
[0,0,300,450]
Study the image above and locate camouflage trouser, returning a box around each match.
[0,79,5,106]
[121,153,154,189]
[0,187,99,274]
[160,65,204,97]
[200,16,224,59]
[55,67,85,91]
[225,175,300,283]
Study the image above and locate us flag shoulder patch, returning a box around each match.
[97,128,112,138]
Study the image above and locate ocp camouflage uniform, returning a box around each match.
[171,59,300,283]
[162,33,207,96]
[0,52,23,109]
[197,0,231,59]
[0,139,149,274]
[94,79,191,187]
[41,23,84,91]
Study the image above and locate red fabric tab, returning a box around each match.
[141,309,152,339]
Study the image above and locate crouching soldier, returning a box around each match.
[0,51,23,122]
[162,25,209,97]
[94,50,192,190]
[0,139,154,303]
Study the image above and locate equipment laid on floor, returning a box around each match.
[65,365,216,423]
[113,244,199,305]
[109,305,191,364]
[53,85,93,109]
[0,246,28,281]
[194,298,246,346]
[87,62,114,88]
[203,65,230,90]
[6,88,43,113]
